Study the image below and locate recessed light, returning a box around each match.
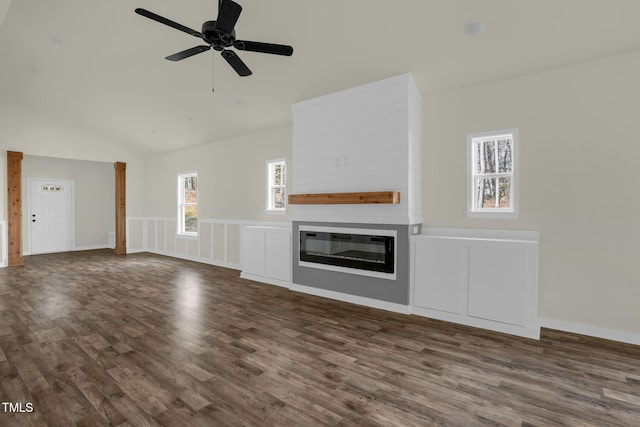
[464,19,487,35]
[49,34,63,45]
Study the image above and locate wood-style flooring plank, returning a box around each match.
[0,249,639,426]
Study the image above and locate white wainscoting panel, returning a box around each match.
[468,245,528,326]
[265,231,292,282]
[412,228,540,339]
[199,222,212,260]
[240,225,292,287]
[125,218,279,270]
[413,239,468,315]
[241,227,266,277]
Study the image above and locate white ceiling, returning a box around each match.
[1,0,639,157]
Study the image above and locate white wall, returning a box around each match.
[0,100,146,220]
[422,49,640,335]
[22,155,114,252]
[141,126,293,272]
[0,0,11,29]
[144,125,292,222]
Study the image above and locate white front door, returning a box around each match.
[29,178,74,255]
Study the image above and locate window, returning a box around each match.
[467,129,518,218]
[178,172,198,235]
[266,160,286,212]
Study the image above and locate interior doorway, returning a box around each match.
[6,153,124,264]
[28,178,74,255]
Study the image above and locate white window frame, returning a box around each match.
[266,159,287,214]
[177,171,198,236]
[466,129,519,219]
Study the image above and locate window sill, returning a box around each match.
[176,232,199,239]
[265,209,287,216]
[466,210,520,220]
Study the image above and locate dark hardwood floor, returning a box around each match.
[1,250,639,426]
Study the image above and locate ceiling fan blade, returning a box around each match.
[215,0,242,34]
[135,8,204,39]
[233,40,293,56]
[221,50,252,77]
[166,45,211,61]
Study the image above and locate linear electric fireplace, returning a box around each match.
[299,225,397,280]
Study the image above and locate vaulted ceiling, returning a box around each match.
[1,0,640,156]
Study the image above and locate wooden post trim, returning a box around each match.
[114,162,126,255]
[7,151,24,266]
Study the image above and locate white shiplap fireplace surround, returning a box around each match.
[289,73,423,314]
[243,73,540,340]
[291,74,423,226]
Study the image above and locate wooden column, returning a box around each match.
[7,151,24,266]
[114,162,126,255]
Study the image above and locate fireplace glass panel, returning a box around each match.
[300,230,394,274]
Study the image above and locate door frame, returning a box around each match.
[26,177,76,255]
[5,153,125,264]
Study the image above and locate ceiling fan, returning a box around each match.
[134,0,293,77]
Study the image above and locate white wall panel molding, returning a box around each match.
[240,225,292,288]
[411,227,540,339]
[126,217,289,270]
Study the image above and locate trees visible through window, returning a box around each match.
[267,160,286,212]
[467,130,518,218]
[178,172,198,234]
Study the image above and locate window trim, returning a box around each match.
[466,129,519,219]
[177,171,198,236]
[266,159,287,214]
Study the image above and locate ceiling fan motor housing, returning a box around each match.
[202,20,235,50]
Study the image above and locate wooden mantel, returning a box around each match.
[288,191,400,205]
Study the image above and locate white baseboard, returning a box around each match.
[540,318,640,346]
[240,273,290,288]
[290,283,411,315]
[24,245,112,256]
[146,249,240,271]
[412,306,540,340]
[73,245,111,252]
[126,248,147,254]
